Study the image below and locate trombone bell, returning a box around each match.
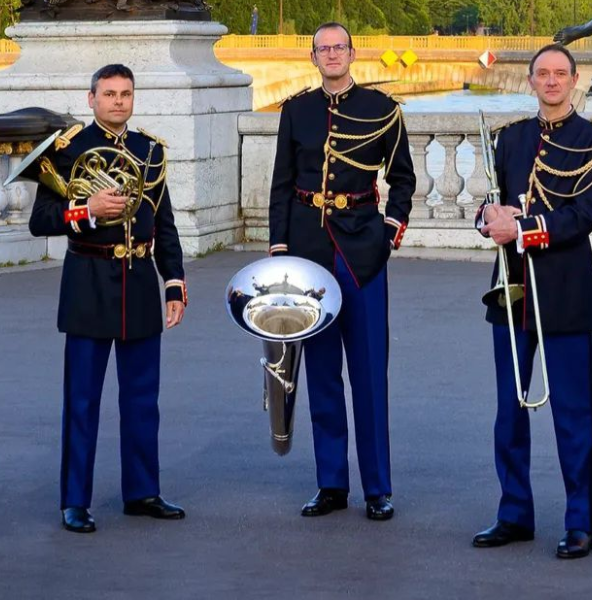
[482,283,524,309]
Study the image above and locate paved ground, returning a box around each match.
[0,251,589,600]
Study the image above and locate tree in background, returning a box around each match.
[1,0,19,38]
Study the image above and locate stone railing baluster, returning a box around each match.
[408,133,434,219]
[433,133,464,219]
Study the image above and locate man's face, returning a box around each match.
[528,50,578,111]
[311,26,355,82]
[88,75,134,132]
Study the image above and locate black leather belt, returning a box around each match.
[296,189,377,210]
[68,240,152,260]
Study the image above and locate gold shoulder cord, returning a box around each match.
[526,132,592,211]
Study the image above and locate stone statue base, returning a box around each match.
[0,20,252,262]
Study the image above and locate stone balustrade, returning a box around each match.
[238,111,539,250]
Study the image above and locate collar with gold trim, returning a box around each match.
[94,120,129,145]
[537,106,576,130]
[322,79,355,105]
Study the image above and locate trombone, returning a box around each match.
[479,111,550,410]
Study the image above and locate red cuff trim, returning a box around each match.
[522,215,549,250]
[523,230,549,249]
[64,207,88,224]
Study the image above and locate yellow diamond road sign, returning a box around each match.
[380,49,399,68]
[400,49,418,67]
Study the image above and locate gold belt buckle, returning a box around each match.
[135,243,147,259]
[334,194,348,210]
[113,244,127,259]
[312,192,325,208]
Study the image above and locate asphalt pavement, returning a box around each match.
[0,251,588,600]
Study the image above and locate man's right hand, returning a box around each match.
[87,188,129,219]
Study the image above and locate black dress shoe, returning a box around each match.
[301,489,348,517]
[62,507,96,533]
[123,496,185,519]
[556,530,591,559]
[366,496,394,521]
[472,520,534,547]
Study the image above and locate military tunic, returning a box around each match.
[478,109,592,333]
[269,82,415,286]
[29,120,186,341]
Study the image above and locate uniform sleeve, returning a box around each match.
[29,183,94,237]
[383,106,416,249]
[153,182,187,305]
[268,101,296,256]
[518,167,592,251]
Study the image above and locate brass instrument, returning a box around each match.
[226,256,342,455]
[479,111,550,410]
[5,129,160,266]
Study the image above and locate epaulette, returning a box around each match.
[137,127,169,148]
[55,124,84,151]
[369,86,406,104]
[491,115,529,134]
[278,87,311,108]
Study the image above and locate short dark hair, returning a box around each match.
[312,22,353,51]
[528,44,576,76]
[90,64,135,94]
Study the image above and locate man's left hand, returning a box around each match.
[166,300,185,329]
[482,206,521,245]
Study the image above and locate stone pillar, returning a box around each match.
[1,21,253,258]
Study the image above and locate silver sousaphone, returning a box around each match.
[226,256,342,455]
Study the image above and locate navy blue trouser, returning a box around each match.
[493,324,592,532]
[61,334,161,509]
[304,253,391,499]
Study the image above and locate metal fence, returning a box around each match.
[216,34,592,52]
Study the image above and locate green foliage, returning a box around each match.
[211,0,588,36]
[0,0,19,38]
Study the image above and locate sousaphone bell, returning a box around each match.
[226,256,342,455]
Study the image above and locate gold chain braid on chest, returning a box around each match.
[328,104,399,123]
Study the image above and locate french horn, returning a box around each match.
[226,256,342,455]
[4,129,158,227]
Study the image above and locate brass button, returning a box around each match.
[331,124,338,131]
[330,157,336,163]
[326,190,333,197]
[556,122,563,128]
[330,140,337,147]
[542,134,550,141]
[334,195,348,209]
[540,149,547,157]
[342,93,348,99]
[328,173,335,180]
[333,108,339,114]
[312,193,325,208]
[326,208,333,216]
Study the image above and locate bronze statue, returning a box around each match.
[554,19,592,46]
[19,0,211,21]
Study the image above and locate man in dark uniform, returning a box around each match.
[269,22,415,520]
[28,64,188,533]
[473,45,592,558]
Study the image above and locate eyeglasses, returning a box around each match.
[314,44,350,56]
